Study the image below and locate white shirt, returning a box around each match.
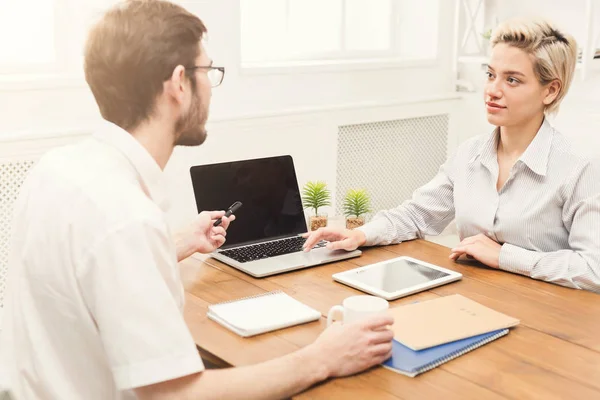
[0,121,204,399]
[359,119,600,292]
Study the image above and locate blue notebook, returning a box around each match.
[383,328,509,377]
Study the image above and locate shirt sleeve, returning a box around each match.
[499,160,600,292]
[357,155,456,246]
[77,218,204,390]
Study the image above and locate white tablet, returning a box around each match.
[332,256,462,300]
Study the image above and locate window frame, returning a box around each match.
[239,0,441,71]
[0,0,94,88]
[0,0,70,76]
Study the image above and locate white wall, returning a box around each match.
[0,0,456,135]
[0,0,462,232]
[0,94,461,233]
[164,97,461,230]
[3,0,596,246]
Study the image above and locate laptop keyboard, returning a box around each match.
[219,236,327,263]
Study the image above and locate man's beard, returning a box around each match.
[174,89,208,147]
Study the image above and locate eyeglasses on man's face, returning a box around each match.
[186,65,225,88]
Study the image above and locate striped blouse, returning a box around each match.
[358,118,600,293]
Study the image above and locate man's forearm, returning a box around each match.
[198,345,328,400]
[136,345,329,400]
[174,232,196,262]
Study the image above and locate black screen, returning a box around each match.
[190,155,307,248]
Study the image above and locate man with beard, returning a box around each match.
[0,1,394,399]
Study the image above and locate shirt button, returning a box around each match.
[487,231,493,236]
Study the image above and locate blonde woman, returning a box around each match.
[304,18,600,293]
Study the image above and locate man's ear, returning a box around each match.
[543,79,561,106]
[164,65,187,105]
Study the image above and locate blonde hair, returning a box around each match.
[491,18,578,115]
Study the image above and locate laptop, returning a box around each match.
[190,155,362,277]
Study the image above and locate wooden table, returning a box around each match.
[181,240,600,399]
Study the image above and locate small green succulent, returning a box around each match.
[343,189,372,218]
[301,181,331,216]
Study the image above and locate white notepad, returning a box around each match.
[207,290,322,337]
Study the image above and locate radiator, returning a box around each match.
[0,159,36,308]
[336,114,449,219]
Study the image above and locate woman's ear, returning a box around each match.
[543,79,562,106]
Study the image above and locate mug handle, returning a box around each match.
[327,305,345,326]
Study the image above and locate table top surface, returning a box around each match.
[181,239,600,400]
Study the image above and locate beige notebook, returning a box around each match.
[389,294,519,350]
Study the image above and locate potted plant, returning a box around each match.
[301,181,331,231]
[343,189,372,229]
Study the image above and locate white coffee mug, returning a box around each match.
[327,295,389,326]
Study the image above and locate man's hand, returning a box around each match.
[302,227,367,252]
[175,211,236,262]
[306,315,394,378]
[136,314,394,400]
[449,233,501,268]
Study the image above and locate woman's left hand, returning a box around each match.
[449,233,502,268]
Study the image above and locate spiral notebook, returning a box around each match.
[383,328,509,377]
[207,290,321,337]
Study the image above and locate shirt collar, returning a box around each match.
[471,118,554,177]
[92,120,169,210]
[517,118,554,177]
[469,126,499,174]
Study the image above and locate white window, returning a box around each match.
[240,0,440,66]
[0,0,58,74]
[0,0,114,76]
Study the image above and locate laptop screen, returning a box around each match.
[190,155,308,248]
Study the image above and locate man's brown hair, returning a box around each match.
[84,0,207,130]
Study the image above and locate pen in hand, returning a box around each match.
[213,201,243,227]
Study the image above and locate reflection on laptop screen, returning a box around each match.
[190,155,307,248]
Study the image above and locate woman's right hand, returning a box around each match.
[302,227,367,252]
